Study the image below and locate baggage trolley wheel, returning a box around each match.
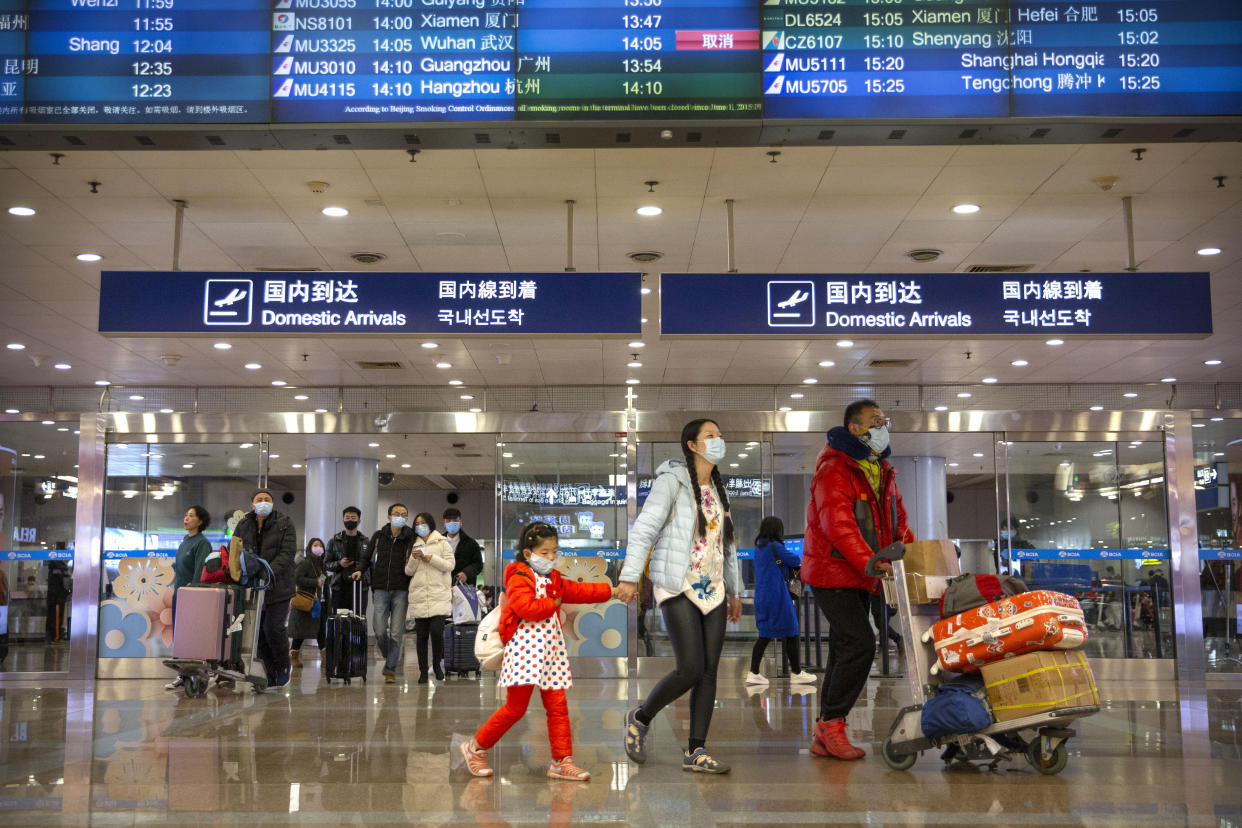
[184,674,209,698]
[1025,739,1068,776]
[881,737,917,771]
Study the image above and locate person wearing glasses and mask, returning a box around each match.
[369,503,415,683]
[232,488,298,689]
[802,400,914,761]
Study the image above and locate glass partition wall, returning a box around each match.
[1191,418,1242,673]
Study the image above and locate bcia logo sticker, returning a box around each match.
[767,281,815,327]
[204,279,253,326]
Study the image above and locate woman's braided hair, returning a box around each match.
[680,418,735,548]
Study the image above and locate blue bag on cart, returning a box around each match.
[921,675,994,738]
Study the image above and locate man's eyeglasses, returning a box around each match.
[865,416,892,429]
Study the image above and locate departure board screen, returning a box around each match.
[0,0,1237,124]
[22,0,270,124]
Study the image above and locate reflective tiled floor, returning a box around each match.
[1,658,1240,827]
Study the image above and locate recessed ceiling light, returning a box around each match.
[245,362,262,370]
[628,341,645,349]
[159,408,174,414]
[8,205,37,217]
[957,392,972,398]
[182,463,194,469]
[510,463,521,468]
[1123,392,1138,398]
[269,454,280,459]
[503,452,514,458]
[1161,377,1177,383]
[386,453,396,459]
[1046,338,1064,346]
[790,392,804,399]
[53,363,71,370]
[1197,247,1222,256]
[627,360,643,368]
[271,380,287,386]
[76,252,102,262]
[1089,405,1104,411]
[129,394,144,401]
[1060,462,1072,467]
[460,394,474,400]
[729,462,739,468]
[636,205,663,217]
[934,405,948,411]
[973,452,985,458]
[469,407,482,413]
[802,378,818,384]
[1192,423,1206,428]
[33,454,45,460]
[836,340,854,348]
[1010,359,1029,367]
[738,453,749,458]
[448,379,463,386]
[948,462,960,467]
[4,408,17,414]
[294,394,309,401]
[94,379,111,386]
[817,360,836,368]
[57,427,68,432]
[1216,452,1226,457]
[240,442,253,448]
[368,442,380,447]
[41,419,53,425]
[213,342,232,350]
[1211,416,1224,422]
[641,317,648,324]
[952,203,981,214]
[6,343,25,350]
[778,406,792,411]
[419,342,439,350]
[321,206,349,217]
[626,378,640,385]
[1205,359,1222,366]
[315,408,329,413]
[401,463,411,469]
[436,361,452,369]
[640,287,652,295]
[981,377,998,384]
[292,463,303,469]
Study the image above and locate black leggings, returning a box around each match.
[414,615,445,676]
[639,595,727,748]
[750,636,801,674]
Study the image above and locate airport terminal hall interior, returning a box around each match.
[1,1,1242,825]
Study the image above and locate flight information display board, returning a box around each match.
[0,0,1237,124]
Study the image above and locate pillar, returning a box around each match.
[304,457,379,548]
[887,456,948,541]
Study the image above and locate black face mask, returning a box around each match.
[343,520,359,531]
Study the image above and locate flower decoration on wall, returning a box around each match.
[113,558,174,610]
[144,586,176,655]
[573,601,628,658]
[98,601,152,657]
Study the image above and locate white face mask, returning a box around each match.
[311,545,325,556]
[254,501,273,517]
[864,426,890,455]
[528,554,555,576]
[698,436,727,464]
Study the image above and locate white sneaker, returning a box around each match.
[164,676,184,690]
[790,670,818,685]
[744,671,769,685]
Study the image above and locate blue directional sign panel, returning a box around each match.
[661,272,1212,337]
[99,271,642,336]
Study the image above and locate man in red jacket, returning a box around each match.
[803,399,914,760]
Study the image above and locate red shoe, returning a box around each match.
[810,718,866,760]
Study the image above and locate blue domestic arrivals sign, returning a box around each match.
[99,271,641,336]
[661,273,1212,337]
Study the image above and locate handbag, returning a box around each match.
[772,542,802,598]
[291,590,316,613]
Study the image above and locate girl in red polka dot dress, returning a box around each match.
[462,521,617,781]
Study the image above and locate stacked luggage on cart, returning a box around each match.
[879,540,1099,775]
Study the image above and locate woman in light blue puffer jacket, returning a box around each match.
[616,418,742,774]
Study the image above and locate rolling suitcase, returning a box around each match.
[443,622,481,677]
[930,590,1086,674]
[325,580,368,684]
[173,585,243,661]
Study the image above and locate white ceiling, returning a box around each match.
[0,143,1240,393]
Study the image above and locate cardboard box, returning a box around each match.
[980,650,1098,723]
[906,572,952,605]
[902,539,961,577]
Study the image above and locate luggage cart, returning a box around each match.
[876,555,1098,775]
[163,586,269,698]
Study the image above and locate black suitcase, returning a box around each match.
[324,581,368,684]
[443,622,481,678]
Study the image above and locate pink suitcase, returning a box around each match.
[172,586,229,660]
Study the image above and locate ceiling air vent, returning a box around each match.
[351,252,386,264]
[205,135,225,146]
[868,359,916,368]
[454,453,485,458]
[965,264,1034,273]
[356,361,404,370]
[628,251,663,263]
[817,130,835,140]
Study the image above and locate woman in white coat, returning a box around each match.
[405,512,455,683]
[615,418,742,774]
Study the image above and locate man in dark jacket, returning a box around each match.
[802,399,914,761]
[443,507,484,586]
[369,503,414,682]
[325,505,370,617]
[233,488,298,689]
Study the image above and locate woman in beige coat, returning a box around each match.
[405,512,455,683]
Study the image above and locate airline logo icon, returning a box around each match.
[764,75,784,95]
[767,281,815,327]
[273,12,295,31]
[764,52,783,73]
[274,57,294,75]
[274,0,292,8]
[273,78,293,97]
[762,30,783,50]
[204,279,253,326]
[274,34,295,53]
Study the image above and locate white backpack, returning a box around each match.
[474,600,506,671]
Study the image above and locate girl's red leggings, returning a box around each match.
[474,684,572,760]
